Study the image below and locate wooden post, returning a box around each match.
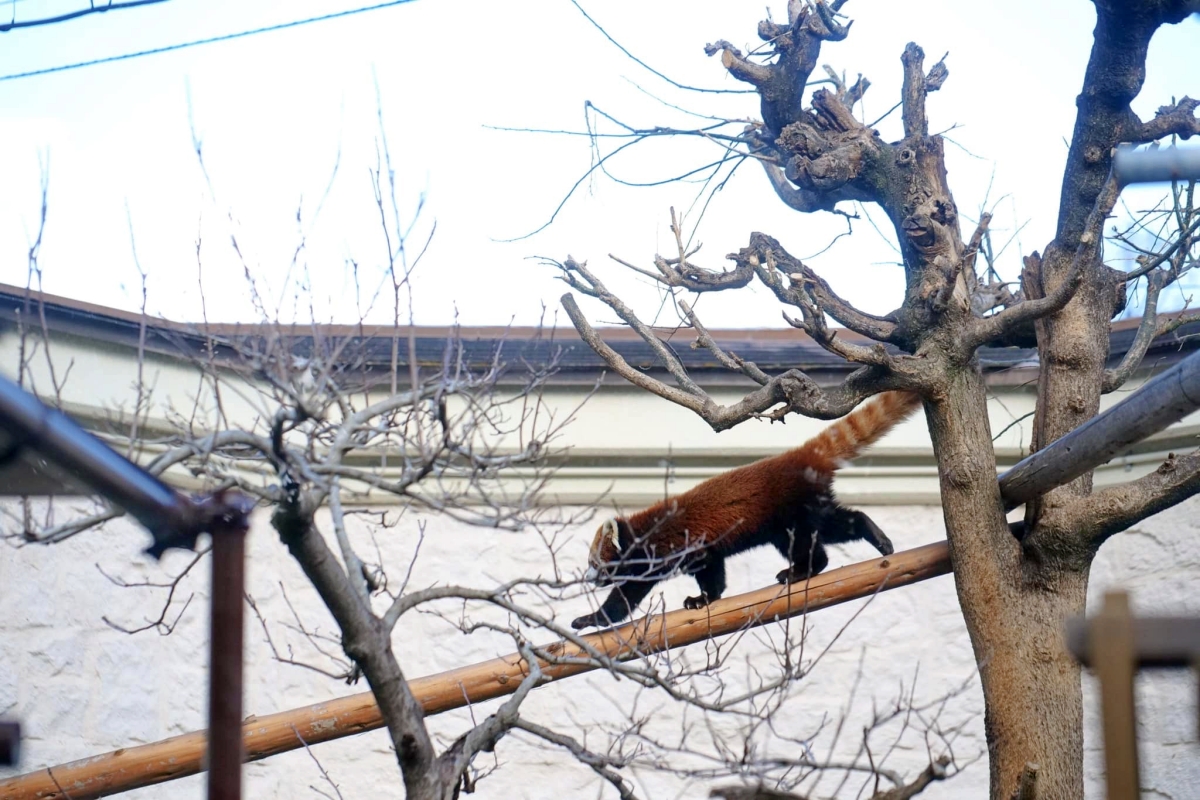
[0,541,952,800]
[1067,596,1200,800]
[1092,592,1140,800]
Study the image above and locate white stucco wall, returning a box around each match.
[2,320,1199,796]
[2,499,1198,799]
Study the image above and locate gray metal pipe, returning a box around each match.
[0,372,216,555]
[1114,146,1200,186]
[999,348,1200,510]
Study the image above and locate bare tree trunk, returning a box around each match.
[983,573,1089,800]
[273,509,445,799]
[922,364,1089,798]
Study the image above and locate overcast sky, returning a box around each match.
[0,0,1196,328]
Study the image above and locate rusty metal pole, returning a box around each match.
[0,354,258,798]
[0,721,19,767]
[207,519,249,800]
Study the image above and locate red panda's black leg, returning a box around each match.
[571,579,656,630]
[822,507,894,556]
[774,535,828,584]
[852,510,894,555]
[684,557,726,610]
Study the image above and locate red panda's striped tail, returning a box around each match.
[801,391,922,464]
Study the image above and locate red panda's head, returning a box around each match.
[585,517,630,585]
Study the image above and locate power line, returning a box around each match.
[0,0,419,82]
[1,0,170,33]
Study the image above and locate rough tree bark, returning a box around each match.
[556,2,1200,797]
[986,3,1198,796]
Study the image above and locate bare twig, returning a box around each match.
[968,172,1120,349]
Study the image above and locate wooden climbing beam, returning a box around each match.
[0,541,951,800]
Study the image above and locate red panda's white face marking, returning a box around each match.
[585,517,623,585]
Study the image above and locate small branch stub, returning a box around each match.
[1009,763,1038,800]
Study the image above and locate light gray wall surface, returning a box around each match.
[2,501,1197,798]
[2,324,1199,796]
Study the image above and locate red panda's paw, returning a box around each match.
[682,593,711,610]
[571,614,600,630]
[855,512,895,556]
[776,568,809,585]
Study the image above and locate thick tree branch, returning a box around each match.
[1066,449,1200,546]
[900,43,928,139]
[271,503,439,797]
[708,2,849,137]
[810,0,852,41]
[758,159,858,213]
[1129,96,1200,143]
[963,212,993,286]
[718,47,773,88]
[737,233,900,342]
[328,478,371,605]
[560,292,899,429]
[1052,0,1195,248]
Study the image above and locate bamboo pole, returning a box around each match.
[0,541,951,800]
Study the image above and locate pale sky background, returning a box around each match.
[0,0,1196,328]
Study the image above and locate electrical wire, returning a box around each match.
[0,0,419,82]
[1,0,170,33]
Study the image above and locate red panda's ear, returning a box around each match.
[602,518,620,551]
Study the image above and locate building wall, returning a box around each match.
[2,500,1198,798]
[2,325,1199,796]
[4,324,1200,508]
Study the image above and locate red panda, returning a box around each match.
[571,391,922,630]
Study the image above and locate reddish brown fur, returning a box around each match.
[573,391,922,629]
[586,390,922,566]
